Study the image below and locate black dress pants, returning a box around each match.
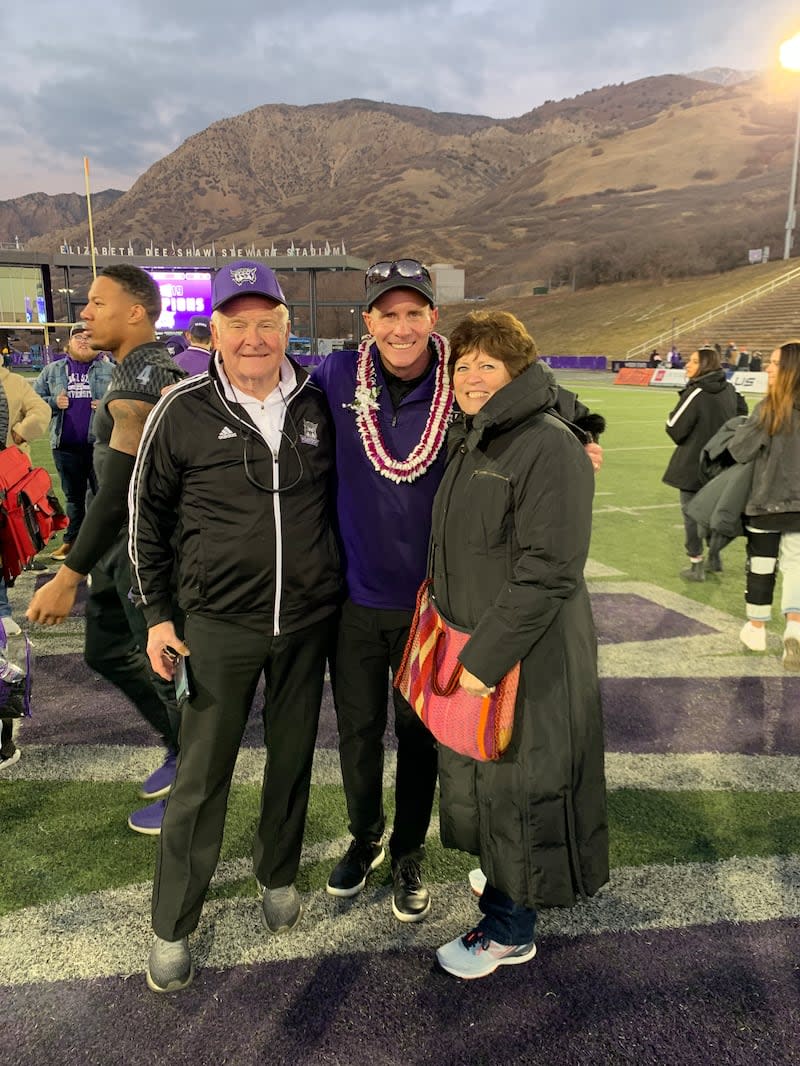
[331,598,438,861]
[152,611,334,940]
[84,537,180,751]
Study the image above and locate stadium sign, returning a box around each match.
[58,239,348,259]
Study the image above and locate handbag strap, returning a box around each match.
[430,626,463,697]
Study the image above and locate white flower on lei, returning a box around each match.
[343,382,382,414]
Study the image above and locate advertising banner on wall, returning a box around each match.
[649,368,688,388]
[731,371,768,394]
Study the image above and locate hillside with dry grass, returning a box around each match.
[7,74,797,292]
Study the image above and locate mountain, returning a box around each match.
[10,74,800,299]
[685,67,760,86]
[0,189,124,243]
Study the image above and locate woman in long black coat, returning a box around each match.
[430,310,608,980]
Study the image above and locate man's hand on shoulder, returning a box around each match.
[585,441,603,473]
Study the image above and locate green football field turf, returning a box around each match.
[559,371,753,616]
[3,370,797,972]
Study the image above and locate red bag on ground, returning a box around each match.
[0,445,67,584]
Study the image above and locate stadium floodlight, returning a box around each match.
[780,32,800,259]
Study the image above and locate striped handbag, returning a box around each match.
[394,579,519,761]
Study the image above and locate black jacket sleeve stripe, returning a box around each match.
[128,377,209,609]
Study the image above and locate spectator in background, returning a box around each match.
[736,348,751,370]
[668,349,683,369]
[749,352,762,372]
[163,332,188,360]
[663,346,748,581]
[170,316,213,376]
[647,349,661,368]
[728,341,800,667]
[34,322,113,562]
[26,264,186,835]
[0,358,51,770]
[0,359,50,633]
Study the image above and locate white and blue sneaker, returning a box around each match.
[468,868,487,897]
[436,927,536,979]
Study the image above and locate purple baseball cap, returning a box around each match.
[212,260,287,311]
[187,315,211,338]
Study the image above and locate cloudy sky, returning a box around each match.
[3,0,799,200]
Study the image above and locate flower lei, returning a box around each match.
[347,332,453,483]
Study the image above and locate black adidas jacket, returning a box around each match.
[129,356,342,634]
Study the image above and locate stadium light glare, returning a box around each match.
[781,33,800,258]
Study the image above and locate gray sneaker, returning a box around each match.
[146,935,193,993]
[261,885,302,934]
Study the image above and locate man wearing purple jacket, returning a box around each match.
[170,316,213,376]
[313,259,449,923]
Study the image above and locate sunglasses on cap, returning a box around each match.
[364,259,431,289]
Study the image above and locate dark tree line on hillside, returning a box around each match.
[538,207,788,289]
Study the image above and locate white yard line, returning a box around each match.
[10,746,800,793]
[2,854,799,985]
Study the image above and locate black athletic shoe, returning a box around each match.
[391,856,431,923]
[326,839,385,897]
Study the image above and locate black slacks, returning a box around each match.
[152,611,334,940]
[84,537,179,751]
[331,598,438,861]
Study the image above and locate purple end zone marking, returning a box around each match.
[26,652,349,750]
[592,593,718,644]
[3,918,799,1065]
[28,654,800,755]
[603,675,800,753]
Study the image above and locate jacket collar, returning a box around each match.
[453,361,559,452]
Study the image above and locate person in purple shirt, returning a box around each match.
[34,321,113,561]
[313,260,609,930]
[171,316,213,375]
[312,259,448,923]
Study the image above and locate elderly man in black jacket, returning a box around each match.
[129,261,342,994]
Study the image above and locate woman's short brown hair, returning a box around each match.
[448,310,538,379]
[695,347,722,375]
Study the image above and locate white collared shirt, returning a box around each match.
[215,353,297,454]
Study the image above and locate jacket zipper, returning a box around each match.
[272,449,282,634]
[211,369,311,637]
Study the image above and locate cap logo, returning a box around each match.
[230,267,258,287]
